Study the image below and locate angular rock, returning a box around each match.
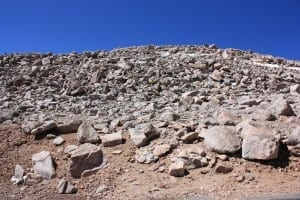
[101,131,123,147]
[57,179,77,194]
[32,151,56,179]
[268,97,295,116]
[129,123,160,147]
[160,111,176,122]
[153,144,171,157]
[23,173,43,186]
[76,121,100,143]
[180,132,198,144]
[285,126,300,145]
[204,126,241,154]
[56,120,82,134]
[168,160,185,177]
[31,120,57,136]
[135,150,158,164]
[70,143,103,178]
[242,133,280,160]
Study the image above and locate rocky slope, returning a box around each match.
[0,45,300,199]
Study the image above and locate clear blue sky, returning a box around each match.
[1,0,299,59]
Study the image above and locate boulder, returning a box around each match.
[70,143,103,178]
[129,123,160,147]
[204,126,241,154]
[32,151,56,179]
[268,97,295,116]
[53,136,65,146]
[76,121,100,143]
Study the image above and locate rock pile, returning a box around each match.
[2,45,299,194]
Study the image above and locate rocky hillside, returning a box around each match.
[1,45,300,199]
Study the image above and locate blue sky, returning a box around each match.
[1,0,299,59]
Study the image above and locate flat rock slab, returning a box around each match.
[70,143,103,178]
[101,131,123,147]
[204,126,241,154]
[32,151,56,180]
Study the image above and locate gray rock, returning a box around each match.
[21,121,42,134]
[53,136,65,146]
[56,120,82,134]
[242,133,280,160]
[129,123,160,147]
[76,121,100,143]
[285,126,300,145]
[217,110,241,126]
[290,84,300,94]
[70,143,103,178]
[238,96,262,106]
[204,126,241,154]
[268,97,295,116]
[135,150,158,164]
[101,131,123,147]
[11,164,24,184]
[31,120,57,136]
[57,179,77,194]
[32,151,56,179]
[153,144,171,157]
[168,160,185,177]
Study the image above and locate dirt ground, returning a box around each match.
[1,124,300,200]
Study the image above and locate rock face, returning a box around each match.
[204,126,241,154]
[76,121,100,143]
[70,143,103,178]
[32,151,56,179]
[129,123,160,147]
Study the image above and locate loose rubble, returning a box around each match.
[1,45,300,199]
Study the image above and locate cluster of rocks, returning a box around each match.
[2,45,299,193]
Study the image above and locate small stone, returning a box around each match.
[32,151,56,180]
[101,131,123,147]
[96,185,107,194]
[217,154,229,161]
[160,111,176,122]
[112,150,123,155]
[46,134,56,139]
[53,136,65,146]
[169,160,185,177]
[11,164,24,184]
[236,175,245,183]
[215,164,233,174]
